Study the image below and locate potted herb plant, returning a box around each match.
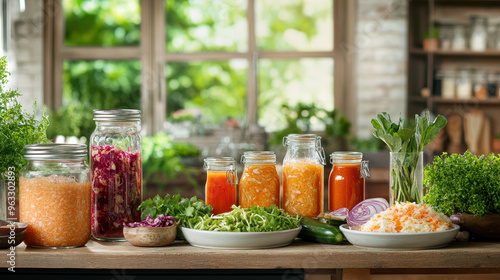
[0,56,50,219]
[424,151,500,240]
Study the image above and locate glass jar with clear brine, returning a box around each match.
[282,134,325,217]
[90,109,143,241]
[20,144,91,248]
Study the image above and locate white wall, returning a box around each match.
[354,0,408,138]
[1,0,44,114]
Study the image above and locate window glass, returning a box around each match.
[256,0,333,51]
[63,0,141,46]
[166,60,248,126]
[258,58,334,132]
[53,60,141,139]
[166,0,248,52]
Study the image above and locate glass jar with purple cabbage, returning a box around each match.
[90,109,143,241]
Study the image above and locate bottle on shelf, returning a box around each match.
[473,70,488,99]
[470,16,488,52]
[452,24,467,51]
[456,69,473,99]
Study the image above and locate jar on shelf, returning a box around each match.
[438,24,453,50]
[90,109,142,241]
[20,144,91,248]
[282,134,325,217]
[473,70,488,99]
[441,70,456,99]
[239,151,280,209]
[451,24,467,51]
[470,16,488,52]
[496,23,500,50]
[204,157,238,215]
[488,72,499,98]
[328,152,370,212]
[456,69,473,99]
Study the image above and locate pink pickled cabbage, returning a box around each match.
[124,215,175,228]
[91,145,142,239]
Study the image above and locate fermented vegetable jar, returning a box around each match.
[90,109,142,241]
[20,144,91,248]
[328,152,370,212]
[204,157,238,215]
[239,151,280,208]
[282,134,325,217]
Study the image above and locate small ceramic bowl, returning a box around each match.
[0,220,28,249]
[123,221,179,247]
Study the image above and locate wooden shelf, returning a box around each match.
[410,48,500,57]
[432,97,500,104]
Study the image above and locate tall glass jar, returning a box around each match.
[282,134,325,217]
[470,16,488,52]
[456,69,473,99]
[204,157,238,215]
[451,24,467,50]
[20,144,91,248]
[328,152,369,211]
[90,109,142,241]
[239,151,280,208]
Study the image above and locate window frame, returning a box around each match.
[44,0,350,135]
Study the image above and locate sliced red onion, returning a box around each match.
[347,198,390,227]
[450,214,462,224]
[124,214,175,228]
[325,208,349,220]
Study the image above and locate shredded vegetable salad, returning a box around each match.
[193,205,301,232]
[359,202,453,233]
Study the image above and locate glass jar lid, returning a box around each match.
[330,151,362,164]
[283,134,320,146]
[93,109,141,122]
[24,144,88,160]
[203,157,236,170]
[241,151,276,164]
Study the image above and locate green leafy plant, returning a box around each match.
[0,56,49,174]
[142,133,201,193]
[424,151,500,217]
[138,194,213,238]
[350,136,386,153]
[268,103,350,147]
[371,111,447,203]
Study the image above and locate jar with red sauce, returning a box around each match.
[204,157,238,215]
[328,152,370,211]
[282,134,325,217]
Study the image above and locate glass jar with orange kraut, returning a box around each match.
[282,134,325,217]
[239,151,280,208]
[204,157,238,215]
[20,144,91,248]
[328,152,370,212]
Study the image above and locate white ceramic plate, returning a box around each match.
[339,224,460,250]
[181,226,302,249]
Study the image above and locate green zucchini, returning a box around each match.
[317,216,345,227]
[298,216,344,244]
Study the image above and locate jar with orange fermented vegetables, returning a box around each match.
[20,144,91,248]
[204,157,238,215]
[282,134,325,217]
[328,152,370,212]
[239,151,280,208]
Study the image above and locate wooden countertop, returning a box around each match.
[3,239,500,271]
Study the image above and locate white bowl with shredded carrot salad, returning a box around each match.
[359,202,453,233]
[339,202,460,250]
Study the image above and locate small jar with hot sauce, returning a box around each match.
[328,152,370,211]
[239,151,280,208]
[204,157,238,215]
